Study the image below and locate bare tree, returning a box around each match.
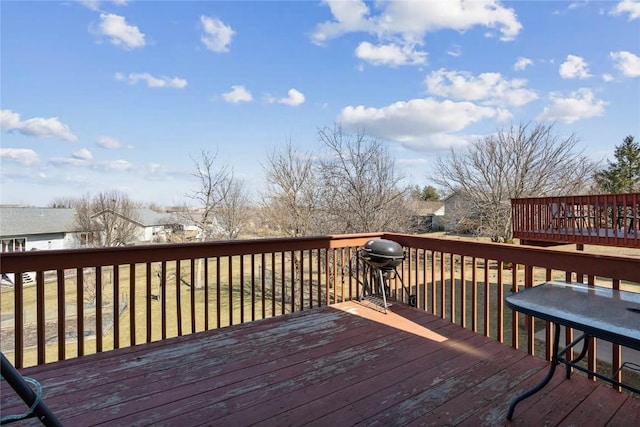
[260,142,321,310]
[185,149,233,240]
[434,122,596,242]
[261,141,319,237]
[72,190,141,247]
[215,177,250,239]
[49,197,81,208]
[82,268,107,307]
[316,125,410,233]
[185,149,248,286]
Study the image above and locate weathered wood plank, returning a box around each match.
[211,324,469,427]
[1,301,637,427]
[513,371,602,425]
[458,364,569,427]
[559,383,629,426]
[405,347,537,426]
[305,335,506,426]
[606,394,640,426]
[2,311,349,406]
[46,311,407,424]
[99,308,453,425]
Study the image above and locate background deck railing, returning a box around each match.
[512,193,640,249]
[1,233,639,390]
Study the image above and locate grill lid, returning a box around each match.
[360,239,405,269]
[363,239,404,258]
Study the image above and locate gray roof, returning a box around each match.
[0,207,176,237]
[406,200,445,216]
[0,207,77,237]
[134,208,175,227]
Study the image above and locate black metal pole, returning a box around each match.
[1,353,63,427]
[507,322,561,421]
[377,269,388,313]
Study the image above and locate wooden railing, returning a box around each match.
[512,193,640,248]
[1,233,639,389]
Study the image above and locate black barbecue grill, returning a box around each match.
[358,239,416,313]
[360,239,405,269]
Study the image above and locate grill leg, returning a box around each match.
[377,269,388,314]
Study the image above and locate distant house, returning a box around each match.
[0,207,180,252]
[89,208,178,245]
[406,200,445,233]
[442,192,478,234]
[134,208,180,243]
[0,207,77,252]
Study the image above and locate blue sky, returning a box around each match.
[1,0,639,207]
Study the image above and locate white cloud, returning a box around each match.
[0,148,39,165]
[0,109,21,129]
[97,159,132,171]
[79,0,128,11]
[311,0,373,44]
[73,148,93,161]
[1,109,77,142]
[200,16,234,52]
[514,57,533,71]
[559,54,592,79]
[79,0,102,10]
[397,157,430,168]
[537,88,607,124]
[425,69,538,107]
[447,44,462,57]
[355,41,427,66]
[97,135,128,149]
[280,89,306,106]
[48,149,94,167]
[312,0,522,47]
[338,97,509,150]
[611,0,640,20]
[115,72,187,88]
[49,156,90,167]
[602,73,615,82]
[568,1,589,10]
[96,13,145,49]
[610,51,640,77]
[268,88,306,106]
[222,85,253,103]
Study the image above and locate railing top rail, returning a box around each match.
[0,232,383,272]
[511,193,640,204]
[382,233,640,284]
[2,231,639,285]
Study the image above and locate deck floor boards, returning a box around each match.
[2,302,638,426]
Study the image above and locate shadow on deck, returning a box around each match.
[1,302,638,426]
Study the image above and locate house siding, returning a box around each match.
[1,207,178,250]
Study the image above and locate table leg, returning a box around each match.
[0,353,63,427]
[507,323,560,420]
[562,332,590,379]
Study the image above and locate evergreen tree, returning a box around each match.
[594,135,640,193]
[412,185,440,201]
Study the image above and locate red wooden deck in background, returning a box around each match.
[2,302,638,426]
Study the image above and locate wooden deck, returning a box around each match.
[2,301,638,426]
[511,193,640,249]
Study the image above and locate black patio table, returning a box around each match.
[505,280,640,420]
